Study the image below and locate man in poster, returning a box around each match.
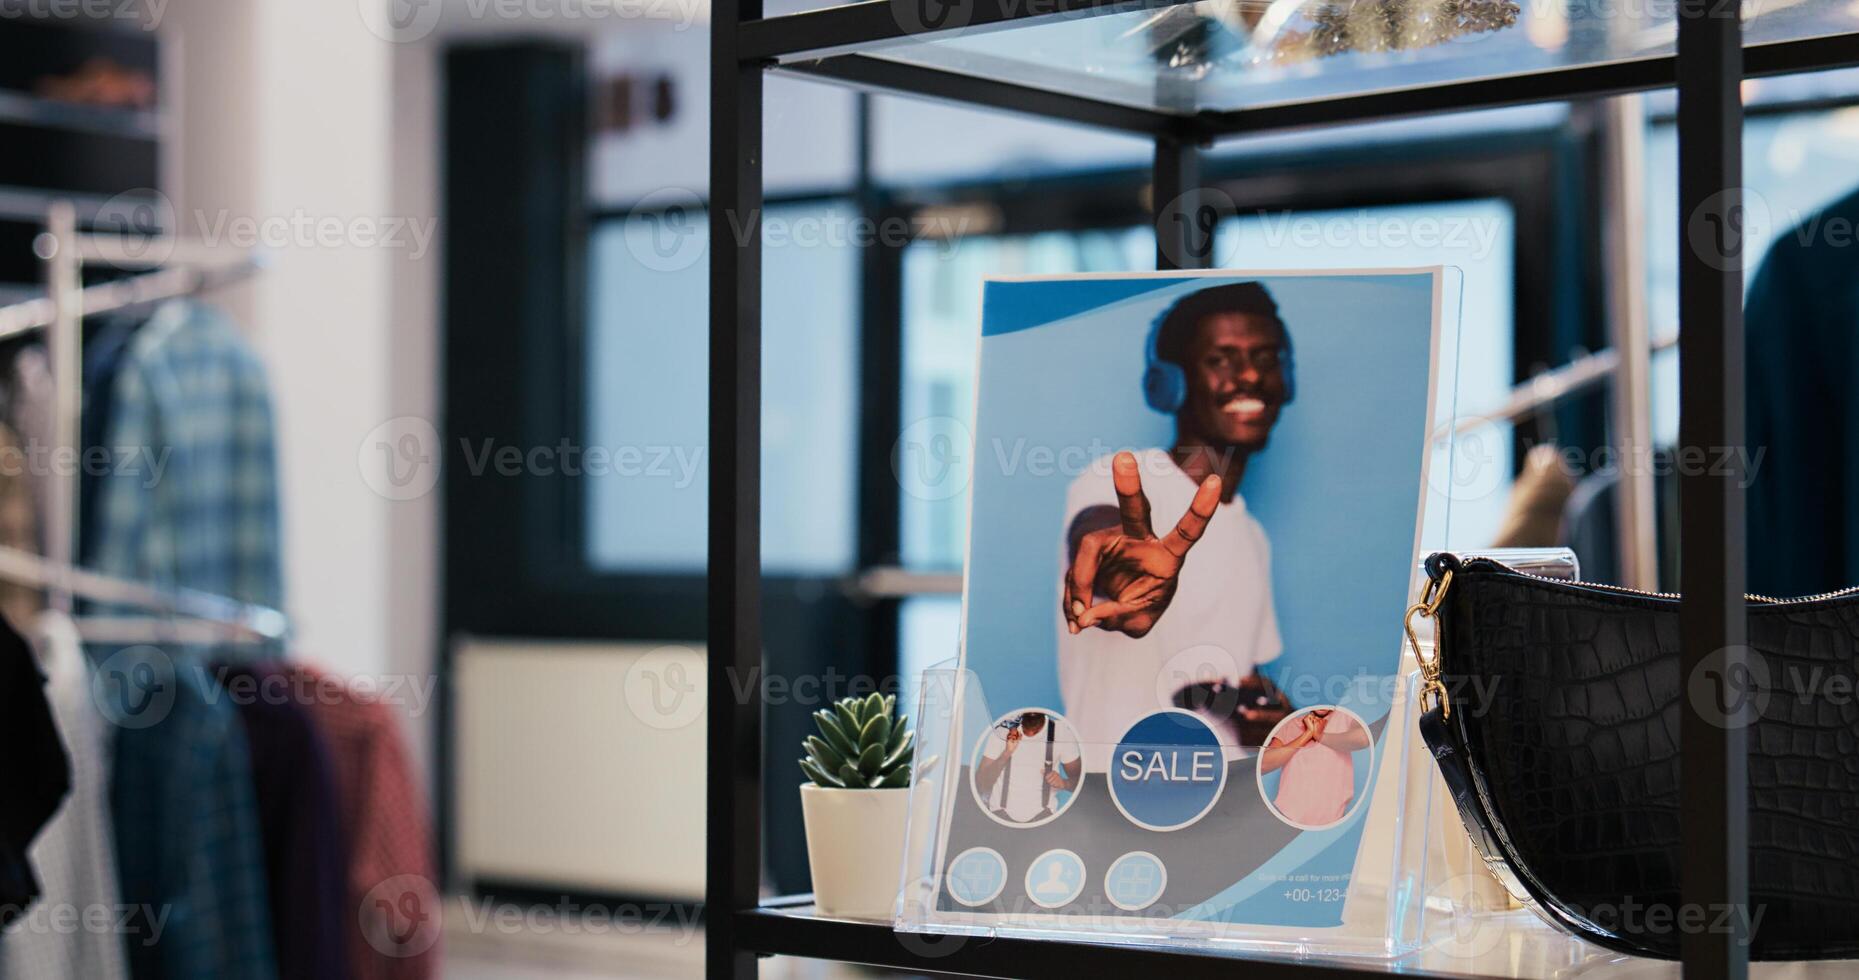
[1057,282,1294,766]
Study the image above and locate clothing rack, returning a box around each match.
[0,545,287,643]
[0,200,285,644]
[1452,329,1679,435]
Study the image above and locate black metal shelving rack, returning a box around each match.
[707,2,1859,977]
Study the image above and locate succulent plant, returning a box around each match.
[801,693,913,789]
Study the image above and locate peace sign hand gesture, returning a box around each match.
[1063,451,1222,639]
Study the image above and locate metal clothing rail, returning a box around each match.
[0,258,265,341]
[0,201,285,643]
[0,546,288,643]
[1452,330,1679,436]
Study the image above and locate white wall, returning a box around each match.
[386,38,445,782]
[161,0,437,775]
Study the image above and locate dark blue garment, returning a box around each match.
[79,313,142,568]
[1744,187,1859,597]
[109,652,276,980]
[211,662,351,980]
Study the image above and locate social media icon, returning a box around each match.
[1023,849,1085,909]
[945,847,1007,907]
[1103,851,1167,912]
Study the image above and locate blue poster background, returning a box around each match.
[956,270,1438,926]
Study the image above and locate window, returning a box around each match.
[899,227,1154,570]
[585,200,863,576]
[1643,104,1859,445]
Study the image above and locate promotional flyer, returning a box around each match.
[929,269,1445,939]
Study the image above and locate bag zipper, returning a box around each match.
[1457,554,1859,606]
[1410,555,1859,718]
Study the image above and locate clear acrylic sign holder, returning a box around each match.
[886,268,1580,959]
[894,662,1442,957]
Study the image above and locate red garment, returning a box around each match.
[288,664,441,980]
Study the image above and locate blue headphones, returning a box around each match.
[1142,314,1296,414]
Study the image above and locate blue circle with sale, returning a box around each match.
[1108,710,1227,831]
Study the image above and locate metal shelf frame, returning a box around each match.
[709,0,1811,975]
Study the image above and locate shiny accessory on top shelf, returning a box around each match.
[1408,552,1859,960]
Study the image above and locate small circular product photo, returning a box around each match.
[970,708,1086,828]
[1255,705,1375,831]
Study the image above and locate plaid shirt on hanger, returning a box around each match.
[91,299,284,614]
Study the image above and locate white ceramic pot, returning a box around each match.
[799,783,909,920]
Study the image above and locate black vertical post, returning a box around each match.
[1676,0,1749,976]
[1154,137,1211,271]
[709,0,762,976]
[854,92,905,683]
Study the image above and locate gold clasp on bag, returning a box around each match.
[1406,567,1454,719]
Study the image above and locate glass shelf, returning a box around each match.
[745,900,1859,977]
[761,0,1859,116]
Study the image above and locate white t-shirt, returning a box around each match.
[1056,448,1283,770]
[974,725,1082,823]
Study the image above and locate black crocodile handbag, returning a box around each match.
[1409,552,1859,961]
